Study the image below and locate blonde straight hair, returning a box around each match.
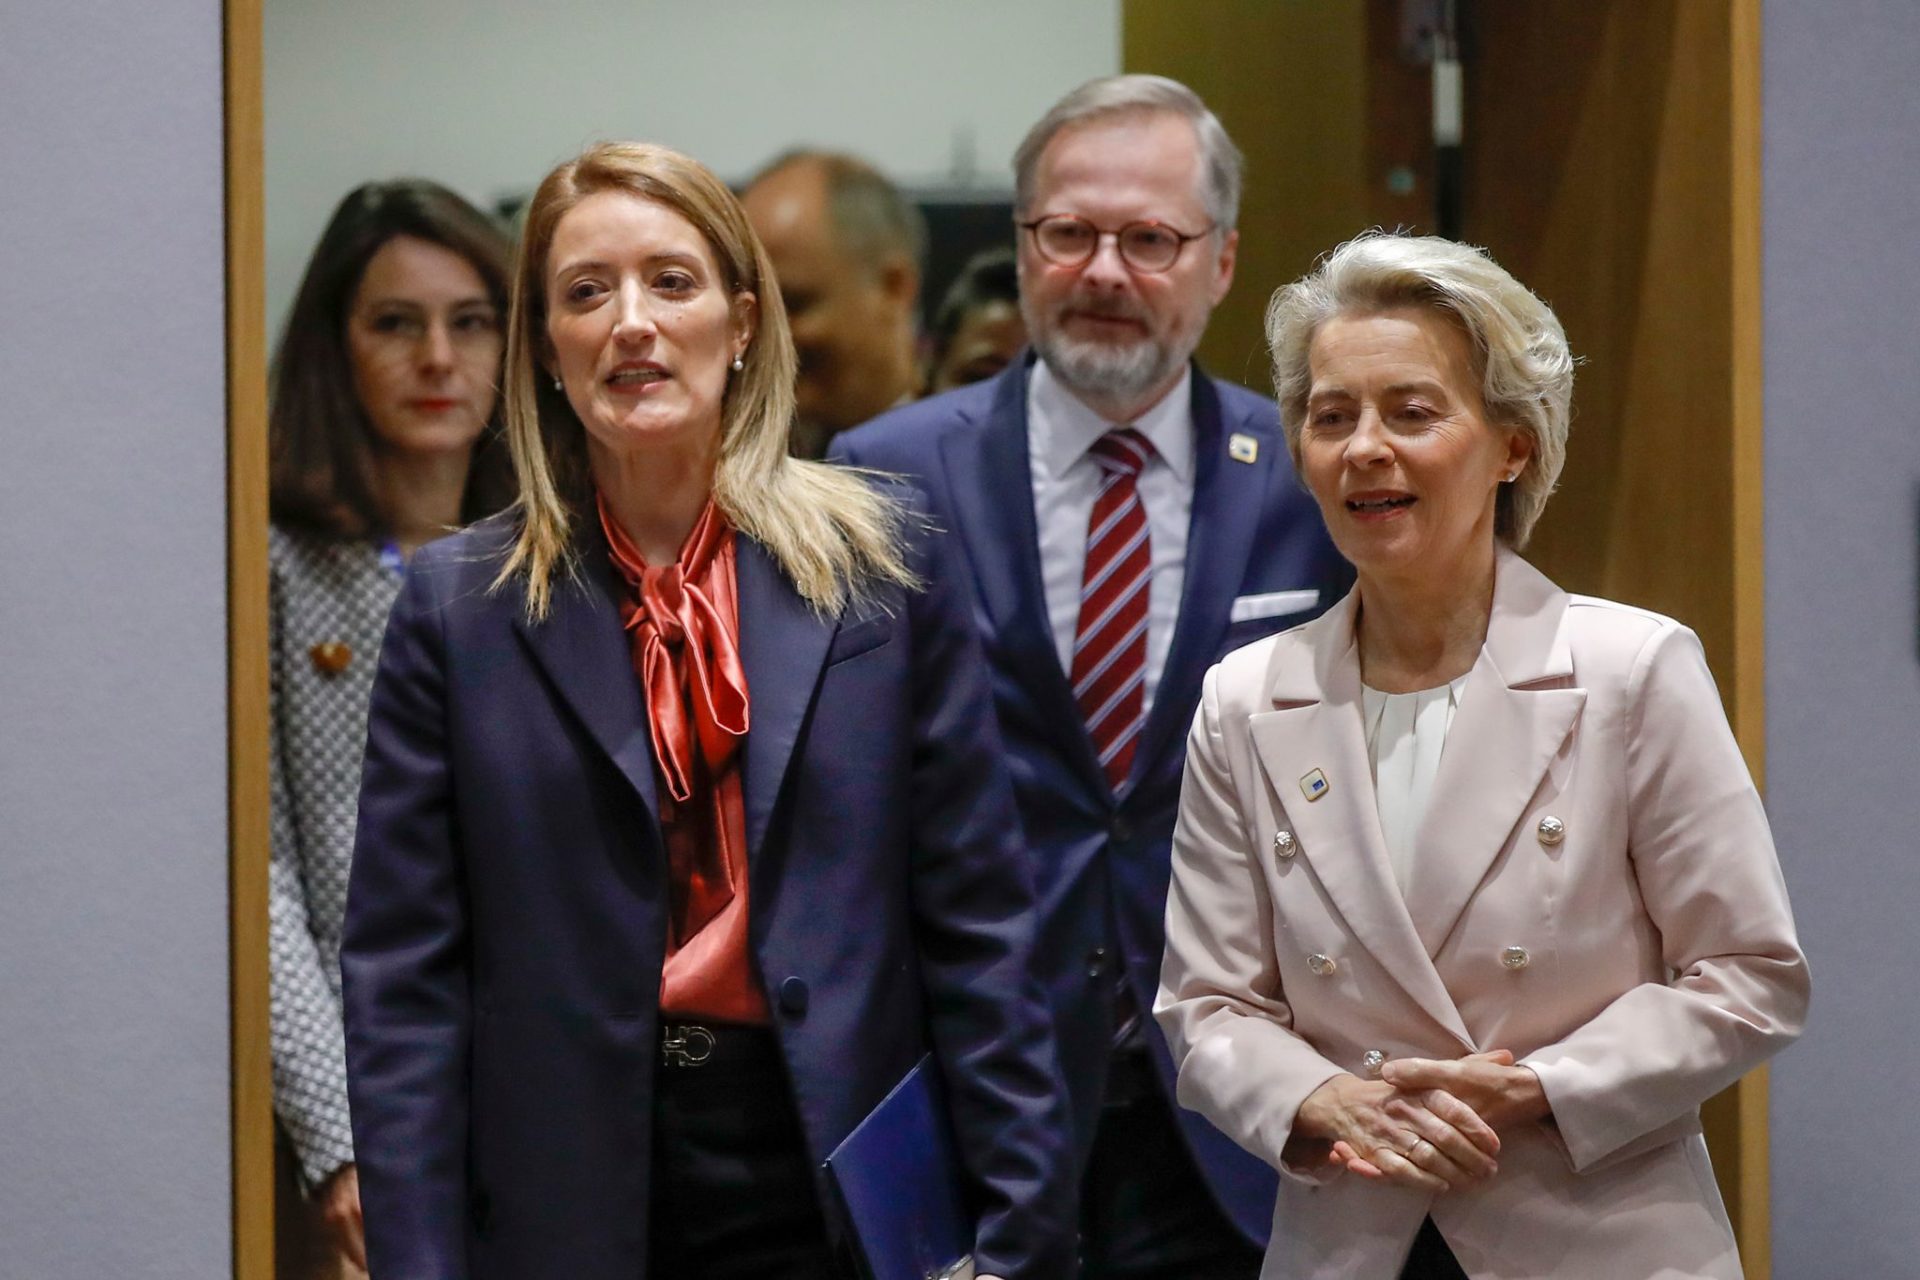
[495,141,916,618]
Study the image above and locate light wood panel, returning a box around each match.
[1127,0,1771,1270]
[226,0,273,1273]
[1123,3,1459,386]
[1124,1,1377,389]
[1459,5,1766,1264]
[1463,2,1736,668]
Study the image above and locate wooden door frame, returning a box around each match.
[228,1,1769,1271]
[227,0,273,1273]
[1728,0,1772,1271]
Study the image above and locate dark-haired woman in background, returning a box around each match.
[267,179,513,1279]
[924,246,1027,394]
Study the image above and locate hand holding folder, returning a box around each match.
[824,1054,981,1280]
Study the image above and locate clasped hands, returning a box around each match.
[1287,1050,1549,1194]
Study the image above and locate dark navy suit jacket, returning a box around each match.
[835,357,1351,1244]
[341,503,1075,1280]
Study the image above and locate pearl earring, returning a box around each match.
[552,377,563,392]
[731,354,745,372]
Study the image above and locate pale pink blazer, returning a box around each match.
[1155,549,1808,1280]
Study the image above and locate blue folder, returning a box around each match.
[824,1053,977,1280]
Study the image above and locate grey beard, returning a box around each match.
[1034,328,1186,409]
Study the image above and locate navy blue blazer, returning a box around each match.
[835,357,1351,1244]
[341,504,1075,1280]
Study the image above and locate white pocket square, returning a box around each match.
[1229,589,1320,623]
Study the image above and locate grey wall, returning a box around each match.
[1765,3,1920,1274]
[6,0,1916,1272]
[0,0,232,1275]
[263,0,1120,334]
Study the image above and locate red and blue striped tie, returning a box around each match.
[1071,429,1153,793]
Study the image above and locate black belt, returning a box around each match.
[657,1021,779,1070]
[1102,1045,1160,1108]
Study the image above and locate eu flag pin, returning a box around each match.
[1228,433,1259,464]
[1300,768,1330,801]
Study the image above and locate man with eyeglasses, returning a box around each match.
[835,75,1348,1279]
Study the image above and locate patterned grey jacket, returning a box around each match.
[267,525,401,1188]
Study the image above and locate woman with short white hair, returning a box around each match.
[1156,232,1808,1278]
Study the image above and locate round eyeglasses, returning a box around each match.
[1018,214,1215,273]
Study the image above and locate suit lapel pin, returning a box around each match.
[310,641,353,676]
[1228,433,1259,464]
[1300,767,1330,801]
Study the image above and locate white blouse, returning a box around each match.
[1361,676,1468,898]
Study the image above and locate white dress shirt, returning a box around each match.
[1361,676,1467,897]
[1028,361,1195,714]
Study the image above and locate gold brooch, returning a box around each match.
[309,642,353,676]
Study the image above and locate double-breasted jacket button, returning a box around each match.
[1361,1048,1387,1077]
[1501,945,1531,971]
[1272,830,1297,859]
[778,975,811,1016]
[1086,946,1110,978]
[1307,953,1337,977]
[1537,815,1566,846]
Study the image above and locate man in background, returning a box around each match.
[742,150,923,457]
[835,75,1351,1279]
[925,246,1026,394]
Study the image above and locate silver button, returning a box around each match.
[1307,953,1337,977]
[1272,830,1297,859]
[1537,815,1566,846]
[1502,945,1531,970]
[1361,1049,1386,1077]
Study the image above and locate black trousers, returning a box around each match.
[647,1025,850,1280]
[1398,1216,1469,1280]
[1079,1050,1264,1280]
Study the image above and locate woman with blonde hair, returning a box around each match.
[341,142,1073,1280]
[1156,232,1807,1278]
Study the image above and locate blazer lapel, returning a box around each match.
[1404,550,1585,956]
[512,535,660,822]
[937,362,1048,644]
[1247,594,1475,1049]
[939,359,1106,794]
[1132,372,1271,789]
[734,534,838,862]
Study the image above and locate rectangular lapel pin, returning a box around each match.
[1300,767,1330,801]
[1228,433,1259,464]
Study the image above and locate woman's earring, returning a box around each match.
[552,377,563,392]
[731,353,745,372]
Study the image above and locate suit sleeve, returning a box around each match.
[266,558,357,1189]
[902,514,1078,1280]
[1520,622,1810,1172]
[340,555,472,1280]
[1155,665,1347,1182]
